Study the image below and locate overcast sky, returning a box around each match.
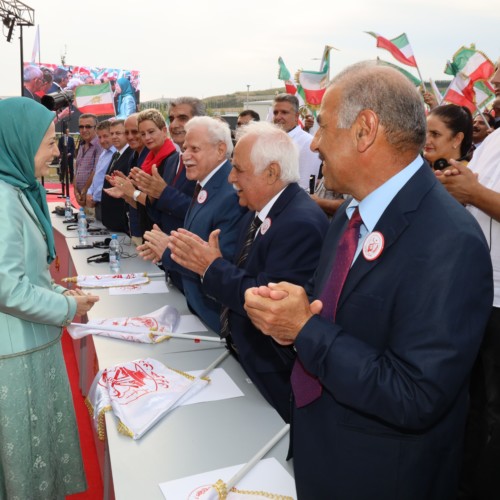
[2,0,498,101]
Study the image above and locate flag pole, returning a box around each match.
[208,424,291,499]
[476,107,493,130]
[415,63,427,92]
[429,78,443,104]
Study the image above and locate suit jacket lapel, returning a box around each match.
[253,183,301,245]
[335,164,436,311]
[185,160,230,229]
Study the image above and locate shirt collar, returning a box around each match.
[199,160,226,188]
[256,186,287,222]
[346,155,423,231]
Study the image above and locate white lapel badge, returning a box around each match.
[362,231,384,261]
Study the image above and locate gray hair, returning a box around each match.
[274,93,299,113]
[23,65,42,82]
[185,116,233,158]
[79,113,98,126]
[332,61,426,152]
[170,97,206,117]
[235,121,300,184]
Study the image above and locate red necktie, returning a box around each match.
[291,208,363,407]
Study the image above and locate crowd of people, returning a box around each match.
[1,55,500,499]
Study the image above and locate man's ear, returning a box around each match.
[217,141,227,159]
[354,109,379,153]
[266,162,281,184]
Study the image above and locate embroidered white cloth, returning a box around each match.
[68,305,180,343]
[62,272,150,288]
[86,357,209,440]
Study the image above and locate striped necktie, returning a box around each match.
[220,215,262,338]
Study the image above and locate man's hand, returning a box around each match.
[86,193,96,208]
[104,170,137,200]
[137,224,169,263]
[75,189,86,207]
[435,159,480,205]
[130,165,166,199]
[168,228,222,275]
[244,282,322,345]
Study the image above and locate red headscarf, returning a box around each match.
[141,138,176,175]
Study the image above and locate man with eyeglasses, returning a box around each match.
[74,114,102,210]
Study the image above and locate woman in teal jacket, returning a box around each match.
[0,98,99,499]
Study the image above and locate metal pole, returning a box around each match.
[19,24,23,96]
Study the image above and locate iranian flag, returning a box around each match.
[277,56,305,108]
[443,46,495,112]
[277,57,299,95]
[296,46,331,108]
[443,75,476,112]
[474,80,495,109]
[297,71,328,106]
[367,32,417,67]
[75,82,115,116]
[377,58,421,86]
[445,46,495,83]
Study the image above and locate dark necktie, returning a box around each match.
[171,156,185,185]
[220,215,262,338]
[106,151,121,175]
[188,182,202,212]
[291,208,363,407]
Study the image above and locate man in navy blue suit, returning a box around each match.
[244,61,493,499]
[138,117,246,333]
[166,121,329,421]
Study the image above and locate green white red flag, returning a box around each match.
[444,46,495,83]
[443,75,476,112]
[366,32,417,67]
[74,82,115,116]
[377,58,421,86]
[277,56,304,106]
[296,46,332,108]
[474,81,495,109]
[443,46,495,112]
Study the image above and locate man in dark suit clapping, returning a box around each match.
[166,121,329,421]
[244,61,493,500]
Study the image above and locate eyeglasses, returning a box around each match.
[79,125,96,130]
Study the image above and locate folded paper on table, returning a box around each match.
[86,357,209,440]
[176,315,208,334]
[159,457,296,499]
[63,272,150,288]
[67,305,180,344]
[182,368,244,405]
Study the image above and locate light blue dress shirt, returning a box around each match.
[346,156,424,263]
[87,145,117,202]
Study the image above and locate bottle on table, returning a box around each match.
[64,196,73,221]
[109,234,121,273]
[77,207,87,245]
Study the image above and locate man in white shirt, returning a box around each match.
[273,93,321,190]
[436,57,500,500]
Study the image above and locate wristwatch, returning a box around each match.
[133,190,142,201]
